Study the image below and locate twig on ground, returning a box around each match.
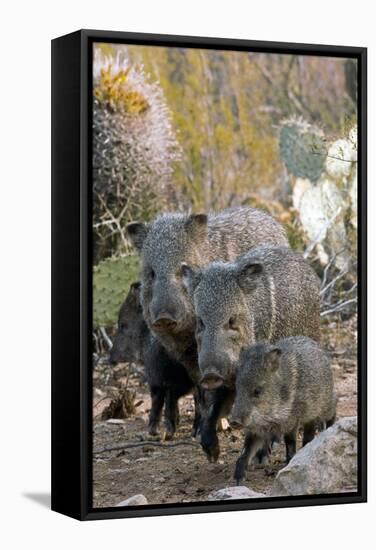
[94,439,200,454]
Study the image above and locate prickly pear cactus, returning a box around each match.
[279,118,327,182]
[291,126,358,270]
[93,255,140,328]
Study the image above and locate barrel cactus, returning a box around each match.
[93,255,139,328]
[93,47,181,260]
[279,118,327,182]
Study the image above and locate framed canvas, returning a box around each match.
[51,29,367,520]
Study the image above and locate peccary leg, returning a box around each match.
[164,389,179,440]
[191,387,202,437]
[148,386,165,436]
[234,432,264,485]
[200,387,234,463]
[284,431,297,462]
[302,422,316,447]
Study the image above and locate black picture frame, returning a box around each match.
[51,29,367,521]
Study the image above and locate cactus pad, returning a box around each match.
[279,118,327,182]
[93,255,140,328]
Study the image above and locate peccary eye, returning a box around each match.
[253,388,262,398]
[121,322,128,331]
[197,318,205,332]
[150,269,155,280]
[228,317,238,331]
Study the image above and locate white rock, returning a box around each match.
[271,417,358,497]
[106,418,125,424]
[207,486,265,500]
[116,494,148,506]
[298,177,349,270]
[326,139,357,181]
[292,178,312,211]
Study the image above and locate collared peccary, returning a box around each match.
[182,245,320,460]
[126,207,289,459]
[229,337,337,484]
[109,282,199,439]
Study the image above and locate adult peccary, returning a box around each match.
[182,245,320,460]
[229,337,337,484]
[109,282,199,439]
[126,207,288,458]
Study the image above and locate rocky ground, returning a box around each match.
[92,315,357,508]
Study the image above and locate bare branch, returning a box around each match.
[94,439,200,454]
[99,327,113,350]
[320,298,357,317]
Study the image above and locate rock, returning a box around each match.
[116,494,148,506]
[326,139,356,181]
[207,486,265,500]
[106,418,125,424]
[220,418,230,431]
[271,416,357,497]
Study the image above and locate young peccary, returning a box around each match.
[182,245,321,460]
[109,282,199,439]
[126,207,289,459]
[230,336,337,484]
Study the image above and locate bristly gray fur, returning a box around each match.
[232,336,337,437]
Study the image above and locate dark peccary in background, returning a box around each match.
[230,336,337,484]
[182,245,320,461]
[110,282,198,440]
[126,207,288,460]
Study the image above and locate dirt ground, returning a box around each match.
[92,316,357,508]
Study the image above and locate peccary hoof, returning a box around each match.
[148,425,159,437]
[233,463,246,485]
[201,439,220,463]
[191,424,201,438]
[164,430,175,441]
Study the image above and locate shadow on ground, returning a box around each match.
[23,493,51,509]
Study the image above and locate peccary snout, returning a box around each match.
[200,372,225,390]
[152,315,178,332]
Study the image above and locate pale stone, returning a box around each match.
[271,417,358,497]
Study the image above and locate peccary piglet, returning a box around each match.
[110,282,198,439]
[230,336,337,484]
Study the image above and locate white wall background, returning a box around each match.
[1,0,373,547]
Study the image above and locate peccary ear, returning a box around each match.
[126,222,149,252]
[130,281,141,294]
[237,259,263,292]
[185,213,208,241]
[267,346,282,371]
[181,263,202,294]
